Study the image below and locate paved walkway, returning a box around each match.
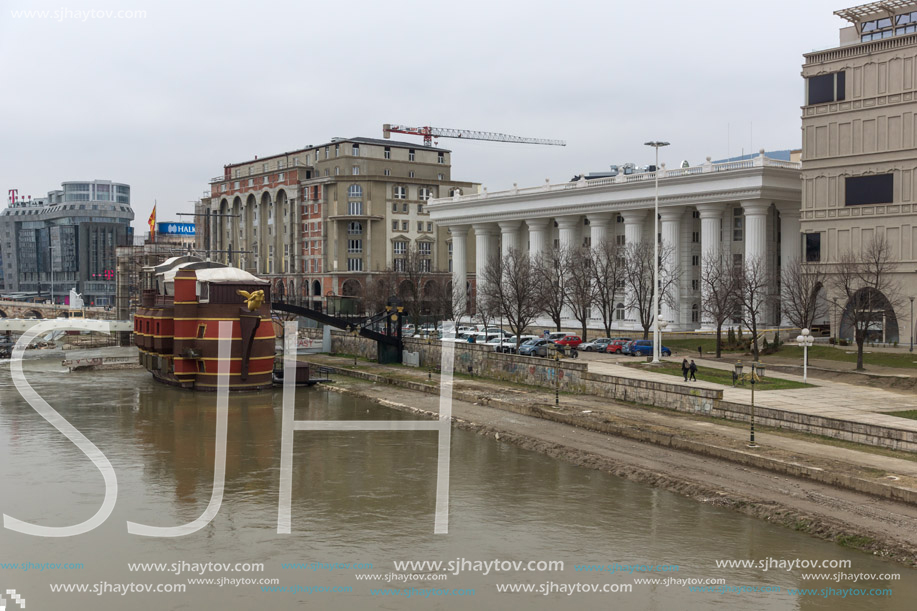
[584,354,917,434]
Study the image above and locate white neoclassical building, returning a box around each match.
[428,152,802,331]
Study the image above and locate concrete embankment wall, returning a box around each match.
[302,329,917,453]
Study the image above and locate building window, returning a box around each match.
[334,167,340,176]
[348,201,363,215]
[348,239,363,253]
[409,171,415,178]
[393,185,406,199]
[334,144,340,156]
[409,149,415,161]
[615,302,625,320]
[733,208,743,242]
[263,163,268,173]
[691,255,699,266]
[805,233,821,262]
[417,221,423,232]
[447,241,453,255]
[394,241,407,255]
[616,234,625,246]
[348,184,363,198]
[394,258,405,271]
[402,202,408,212]
[352,144,360,156]
[807,71,845,105]
[324,146,329,159]
[401,220,408,231]
[419,187,432,201]
[691,279,699,291]
[692,231,699,243]
[392,220,399,231]
[845,174,893,206]
[348,221,363,234]
[278,172,284,181]
[427,222,433,232]
[437,152,444,164]
[384,168,391,176]
[384,146,391,159]
[419,259,431,272]
[347,258,363,271]
[417,204,424,214]
[418,242,431,255]
[437,173,444,180]
[392,202,398,213]
[691,304,699,323]
[733,253,743,268]
[352,166,360,175]
[248,179,254,187]
[692,210,700,218]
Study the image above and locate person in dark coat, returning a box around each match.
[689,360,698,381]
[681,358,689,381]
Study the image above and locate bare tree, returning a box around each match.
[592,239,625,338]
[734,255,774,361]
[534,247,567,332]
[478,247,543,349]
[474,252,502,333]
[830,235,902,370]
[562,246,595,339]
[363,270,399,314]
[395,244,433,328]
[781,257,829,330]
[623,241,680,339]
[700,250,739,358]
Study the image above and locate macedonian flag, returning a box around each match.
[148,204,156,241]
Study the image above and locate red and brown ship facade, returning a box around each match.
[134,256,275,391]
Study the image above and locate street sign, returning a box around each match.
[157,222,195,236]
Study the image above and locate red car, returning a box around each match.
[605,339,629,353]
[554,335,583,348]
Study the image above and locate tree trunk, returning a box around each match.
[581,319,587,340]
[642,325,650,340]
[715,324,722,359]
[751,323,759,361]
[856,337,865,371]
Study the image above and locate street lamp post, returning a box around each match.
[645,141,670,363]
[796,328,814,383]
[910,297,914,353]
[735,361,765,447]
[553,344,560,407]
[657,314,668,360]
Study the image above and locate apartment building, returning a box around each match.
[201,137,478,310]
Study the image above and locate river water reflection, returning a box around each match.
[0,358,914,610]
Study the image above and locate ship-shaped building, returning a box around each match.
[134,256,275,390]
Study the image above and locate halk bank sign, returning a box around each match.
[157,222,195,236]
[6,319,455,537]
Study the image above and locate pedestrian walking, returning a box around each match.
[689,359,698,382]
[681,358,689,382]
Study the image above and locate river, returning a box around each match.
[0,357,913,610]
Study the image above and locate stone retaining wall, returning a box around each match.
[302,328,917,452]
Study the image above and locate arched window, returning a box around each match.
[691,303,699,323]
[348,221,363,235]
[615,302,625,321]
[348,184,362,198]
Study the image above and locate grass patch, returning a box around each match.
[886,410,917,420]
[836,534,876,549]
[664,338,741,355]
[624,361,813,390]
[772,344,917,369]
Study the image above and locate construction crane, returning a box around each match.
[383,123,565,148]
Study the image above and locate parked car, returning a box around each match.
[605,339,630,354]
[545,332,572,343]
[518,338,551,357]
[624,340,671,357]
[554,335,583,348]
[497,334,537,353]
[580,338,612,352]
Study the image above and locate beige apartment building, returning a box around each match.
[199,137,477,310]
[802,0,917,343]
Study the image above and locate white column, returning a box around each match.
[556,215,581,251]
[526,218,551,261]
[778,206,802,325]
[621,210,647,328]
[742,200,770,266]
[473,223,497,313]
[450,226,469,318]
[659,207,683,326]
[696,204,723,328]
[587,212,612,248]
[498,220,522,259]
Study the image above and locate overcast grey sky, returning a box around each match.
[1,0,847,224]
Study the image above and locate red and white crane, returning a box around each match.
[383,123,565,147]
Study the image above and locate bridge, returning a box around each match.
[0,300,117,320]
[0,301,130,333]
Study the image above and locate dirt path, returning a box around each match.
[327,377,917,568]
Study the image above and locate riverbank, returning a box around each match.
[306,354,917,569]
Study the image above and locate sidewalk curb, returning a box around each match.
[311,361,917,506]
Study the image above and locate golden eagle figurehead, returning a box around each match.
[236,289,265,312]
